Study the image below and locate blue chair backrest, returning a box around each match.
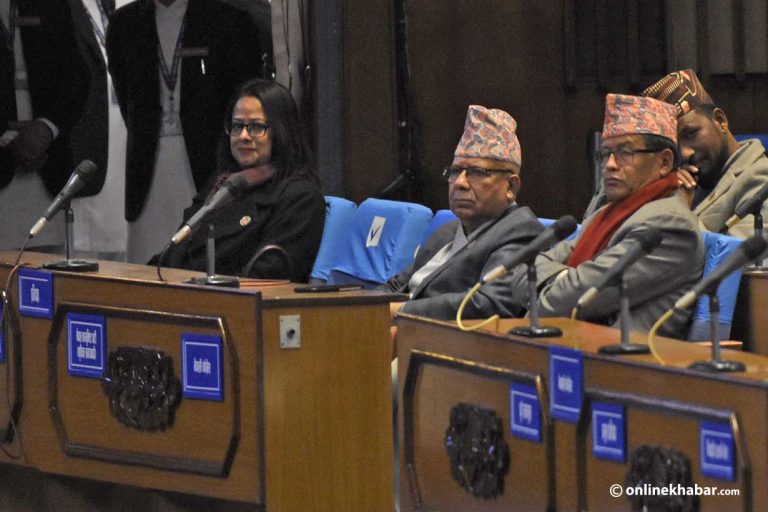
[687,232,744,341]
[421,209,457,244]
[309,196,357,283]
[538,217,581,240]
[734,134,768,150]
[328,198,433,286]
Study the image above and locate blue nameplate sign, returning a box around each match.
[182,333,223,401]
[592,402,625,462]
[0,301,5,363]
[67,313,106,378]
[549,346,583,423]
[18,268,53,318]
[700,421,735,480]
[510,382,541,442]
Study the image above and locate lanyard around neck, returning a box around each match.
[82,0,109,49]
[157,15,186,96]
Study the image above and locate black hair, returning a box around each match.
[216,79,319,184]
[642,133,680,169]
[692,103,717,119]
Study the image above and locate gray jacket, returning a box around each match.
[695,138,768,239]
[535,194,704,339]
[381,205,544,321]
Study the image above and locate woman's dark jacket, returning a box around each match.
[162,176,325,282]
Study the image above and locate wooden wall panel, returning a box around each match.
[406,0,587,218]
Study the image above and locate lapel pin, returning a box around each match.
[240,215,252,226]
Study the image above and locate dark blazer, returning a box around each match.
[1,0,88,192]
[64,0,114,196]
[0,30,14,187]
[161,176,326,282]
[380,205,544,320]
[106,0,265,221]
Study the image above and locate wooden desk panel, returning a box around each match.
[397,317,554,512]
[397,314,768,512]
[732,269,768,355]
[0,252,394,511]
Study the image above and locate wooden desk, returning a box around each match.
[732,269,768,355]
[0,252,393,511]
[396,314,768,512]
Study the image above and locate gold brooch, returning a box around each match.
[240,216,252,226]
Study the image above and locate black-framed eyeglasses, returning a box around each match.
[225,120,270,138]
[442,166,513,184]
[599,147,661,167]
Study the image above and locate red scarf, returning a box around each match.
[566,172,679,267]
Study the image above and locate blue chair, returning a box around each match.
[687,232,744,341]
[421,209,457,243]
[538,217,581,240]
[309,196,357,284]
[734,134,768,149]
[327,198,433,287]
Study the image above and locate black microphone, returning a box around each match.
[171,174,249,244]
[576,227,663,307]
[29,160,98,237]
[674,233,768,310]
[481,215,579,284]
[725,181,768,229]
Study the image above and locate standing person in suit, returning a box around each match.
[0,0,87,250]
[643,69,768,239]
[67,0,132,261]
[535,94,704,339]
[380,105,544,321]
[106,0,267,263]
[159,79,325,282]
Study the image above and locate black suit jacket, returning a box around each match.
[161,176,326,282]
[64,0,114,196]
[0,32,14,187]
[106,0,265,221]
[1,0,87,192]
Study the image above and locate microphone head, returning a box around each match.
[74,160,98,182]
[741,233,768,259]
[222,174,249,197]
[636,227,663,253]
[552,215,578,240]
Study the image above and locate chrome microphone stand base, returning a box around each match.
[688,360,746,372]
[185,275,240,288]
[598,343,649,355]
[509,326,563,338]
[183,223,239,287]
[508,263,562,338]
[43,259,99,272]
[42,206,99,273]
[687,293,745,373]
[598,277,649,355]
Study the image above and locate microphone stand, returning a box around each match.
[688,293,745,372]
[597,274,649,355]
[43,204,99,272]
[509,262,562,337]
[751,212,767,269]
[185,224,239,287]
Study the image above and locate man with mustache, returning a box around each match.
[643,69,768,238]
[535,94,704,339]
[381,105,543,320]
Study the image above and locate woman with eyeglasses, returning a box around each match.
[158,79,325,281]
